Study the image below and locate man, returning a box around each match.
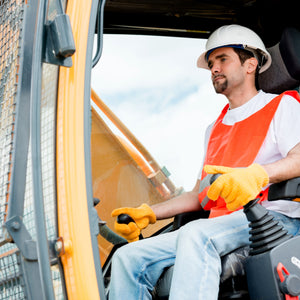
[109,25,300,300]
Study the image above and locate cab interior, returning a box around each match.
[90,1,300,299]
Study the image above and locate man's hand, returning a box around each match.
[111,203,156,242]
[204,164,269,211]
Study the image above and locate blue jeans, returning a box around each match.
[109,210,300,300]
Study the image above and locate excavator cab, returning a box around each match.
[103,26,300,300]
[0,0,299,299]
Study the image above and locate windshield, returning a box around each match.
[91,34,226,263]
[92,34,226,189]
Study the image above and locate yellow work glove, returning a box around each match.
[204,164,269,211]
[111,203,156,242]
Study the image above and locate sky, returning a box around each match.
[91,34,227,191]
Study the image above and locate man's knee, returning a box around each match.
[177,219,209,245]
[112,244,133,271]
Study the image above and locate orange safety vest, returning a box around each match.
[199,90,300,218]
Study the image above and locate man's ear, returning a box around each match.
[246,57,258,74]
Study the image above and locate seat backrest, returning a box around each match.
[258,27,300,94]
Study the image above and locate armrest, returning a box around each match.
[268,177,300,201]
[172,210,209,230]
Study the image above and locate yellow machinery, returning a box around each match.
[0,0,298,299]
[0,0,178,298]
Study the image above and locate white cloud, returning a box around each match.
[91,34,227,190]
[92,35,205,93]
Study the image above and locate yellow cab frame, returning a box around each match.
[0,0,299,300]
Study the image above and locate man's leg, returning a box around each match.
[109,230,179,300]
[268,210,300,236]
[169,210,250,300]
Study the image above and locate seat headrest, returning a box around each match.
[258,27,300,94]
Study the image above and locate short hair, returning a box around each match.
[233,47,259,88]
[233,48,255,64]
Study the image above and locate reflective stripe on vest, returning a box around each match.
[199,90,300,218]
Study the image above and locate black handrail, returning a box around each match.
[92,0,106,67]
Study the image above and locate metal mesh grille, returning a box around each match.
[0,1,27,299]
[0,248,25,300]
[0,0,25,235]
[23,144,35,239]
[41,62,65,299]
[41,1,67,295]
[20,34,65,300]
[0,1,65,298]
[41,63,58,241]
[51,265,64,299]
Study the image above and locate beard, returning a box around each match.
[213,76,228,94]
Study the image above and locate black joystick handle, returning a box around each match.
[117,214,143,240]
[209,173,221,184]
[117,214,135,224]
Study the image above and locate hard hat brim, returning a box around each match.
[197,45,272,73]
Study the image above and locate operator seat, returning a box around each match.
[152,26,300,300]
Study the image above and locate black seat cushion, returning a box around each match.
[153,246,250,298]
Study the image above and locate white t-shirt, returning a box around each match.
[199,90,300,218]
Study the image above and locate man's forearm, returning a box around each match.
[263,142,300,183]
[151,181,202,220]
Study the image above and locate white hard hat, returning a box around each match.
[197,24,272,73]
